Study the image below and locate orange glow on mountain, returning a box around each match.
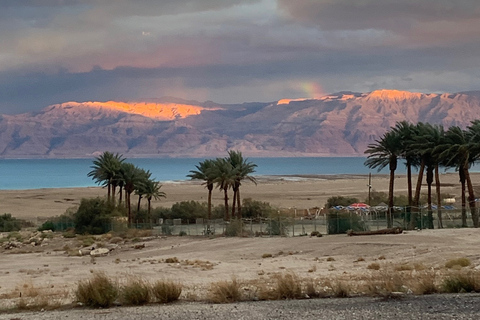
[277,98,309,105]
[367,89,425,100]
[56,101,211,120]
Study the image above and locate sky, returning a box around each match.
[1,0,480,114]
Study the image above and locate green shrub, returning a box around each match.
[325,196,359,208]
[151,280,182,303]
[327,211,367,234]
[76,273,118,308]
[266,218,289,236]
[242,198,275,218]
[225,219,244,237]
[442,273,478,293]
[0,213,22,232]
[38,210,75,232]
[74,198,120,235]
[120,278,151,306]
[171,201,208,222]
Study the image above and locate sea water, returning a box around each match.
[0,157,412,190]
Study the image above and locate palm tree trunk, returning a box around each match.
[147,198,151,228]
[107,181,111,202]
[207,185,213,221]
[465,167,478,227]
[127,192,132,225]
[460,168,467,227]
[118,186,123,206]
[231,187,237,219]
[137,195,142,217]
[237,187,242,220]
[112,185,116,205]
[409,159,425,230]
[224,187,230,221]
[435,165,443,229]
[406,160,413,225]
[387,168,395,228]
[426,166,434,229]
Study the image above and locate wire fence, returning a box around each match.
[35,207,475,236]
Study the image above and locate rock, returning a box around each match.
[90,248,110,257]
[133,243,145,250]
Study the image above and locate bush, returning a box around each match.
[76,273,118,308]
[0,213,22,232]
[266,218,289,236]
[325,196,359,208]
[242,198,275,218]
[151,280,182,303]
[225,219,244,237]
[327,211,367,234]
[120,278,151,306]
[442,273,478,293]
[260,273,303,300]
[170,201,208,222]
[209,278,242,303]
[74,198,121,235]
[38,209,75,232]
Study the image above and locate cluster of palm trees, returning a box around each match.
[88,152,165,225]
[365,120,480,229]
[188,150,257,222]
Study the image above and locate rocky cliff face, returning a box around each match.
[1,90,479,158]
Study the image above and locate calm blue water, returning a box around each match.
[0,157,419,190]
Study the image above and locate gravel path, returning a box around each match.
[2,294,480,320]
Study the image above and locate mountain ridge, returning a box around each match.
[1,89,479,158]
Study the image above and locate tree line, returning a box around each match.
[365,120,480,229]
[187,150,257,222]
[88,152,165,225]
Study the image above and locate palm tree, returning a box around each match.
[135,168,152,216]
[440,126,478,227]
[119,162,146,225]
[227,150,257,220]
[187,159,216,223]
[212,158,235,221]
[392,121,419,225]
[365,130,402,228]
[143,179,166,226]
[87,151,125,202]
[412,123,444,229]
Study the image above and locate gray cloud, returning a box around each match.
[0,0,479,114]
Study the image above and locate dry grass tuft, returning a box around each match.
[76,272,118,308]
[151,280,182,303]
[367,263,381,270]
[262,253,273,258]
[259,273,303,300]
[445,257,471,269]
[209,278,243,303]
[165,257,179,263]
[326,257,335,262]
[120,277,151,306]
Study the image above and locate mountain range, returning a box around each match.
[1,89,480,158]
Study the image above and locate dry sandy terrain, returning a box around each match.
[1,172,480,315]
[0,172,475,221]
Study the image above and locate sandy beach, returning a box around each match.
[0,172,474,221]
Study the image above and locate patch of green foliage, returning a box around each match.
[325,196,359,208]
[74,198,123,235]
[0,213,33,232]
[327,211,368,234]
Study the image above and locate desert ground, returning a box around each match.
[1,173,480,317]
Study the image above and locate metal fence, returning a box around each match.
[35,207,475,236]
